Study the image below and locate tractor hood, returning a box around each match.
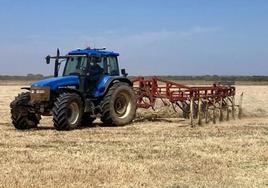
[31,76,79,90]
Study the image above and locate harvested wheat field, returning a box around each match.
[0,84,268,187]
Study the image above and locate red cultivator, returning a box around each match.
[132,77,242,126]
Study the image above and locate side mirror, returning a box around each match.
[121,69,128,77]
[45,55,50,64]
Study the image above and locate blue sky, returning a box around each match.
[0,0,268,76]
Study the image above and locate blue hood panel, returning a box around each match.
[31,76,79,90]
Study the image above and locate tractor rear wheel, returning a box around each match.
[10,92,41,130]
[101,83,136,126]
[52,93,83,130]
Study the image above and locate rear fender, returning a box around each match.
[99,77,132,97]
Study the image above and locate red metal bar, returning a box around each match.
[132,76,235,109]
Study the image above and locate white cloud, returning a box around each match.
[191,26,221,33]
[78,26,221,46]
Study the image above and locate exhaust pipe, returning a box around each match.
[54,48,60,77]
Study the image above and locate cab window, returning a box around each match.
[107,57,119,76]
[63,57,87,76]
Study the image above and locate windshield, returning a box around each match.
[62,55,119,76]
[63,56,87,76]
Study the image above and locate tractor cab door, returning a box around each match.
[106,56,120,76]
[84,56,106,96]
[63,56,88,93]
[84,56,120,96]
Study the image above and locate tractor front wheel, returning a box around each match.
[10,92,41,130]
[101,83,137,126]
[52,93,83,130]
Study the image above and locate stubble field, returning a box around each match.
[0,83,267,187]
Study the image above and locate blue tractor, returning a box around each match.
[10,47,137,130]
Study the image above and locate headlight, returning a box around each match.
[31,89,46,94]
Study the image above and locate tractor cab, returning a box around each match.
[63,48,120,77]
[63,48,120,95]
[43,47,127,97]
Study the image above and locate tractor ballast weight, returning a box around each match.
[10,47,137,130]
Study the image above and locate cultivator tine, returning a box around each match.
[204,99,209,124]
[238,93,244,119]
[190,97,194,127]
[226,99,230,121]
[160,97,169,106]
[219,97,223,122]
[174,101,185,114]
[197,98,202,126]
[231,96,235,119]
[171,102,177,112]
[132,76,241,126]
[212,98,216,124]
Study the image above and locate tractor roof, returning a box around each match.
[68,48,119,57]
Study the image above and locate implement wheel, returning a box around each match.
[10,92,41,130]
[101,83,137,126]
[52,93,83,130]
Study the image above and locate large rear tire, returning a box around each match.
[10,92,41,130]
[101,83,137,126]
[52,93,83,131]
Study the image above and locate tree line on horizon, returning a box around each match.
[0,74,268,82]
